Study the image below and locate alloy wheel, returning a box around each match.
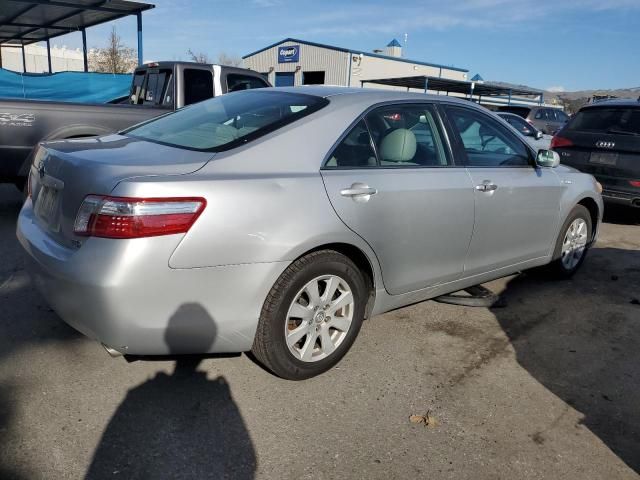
[284,275,354,362]
[561,218,588,270]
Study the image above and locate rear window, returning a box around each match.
[125,90,328,151]
[566,107,640,135]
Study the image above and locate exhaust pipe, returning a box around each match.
[102,343,124,357]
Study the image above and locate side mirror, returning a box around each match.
[536,149,560,168]
[535,130,543,140]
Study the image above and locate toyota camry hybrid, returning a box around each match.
[17,87,603,380]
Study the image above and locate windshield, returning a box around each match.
[566,107,640,135]
[125,90,328,151]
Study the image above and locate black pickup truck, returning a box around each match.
[0,61,270,189]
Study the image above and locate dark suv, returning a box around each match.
[551,100,640,208]
[498,105,569,134]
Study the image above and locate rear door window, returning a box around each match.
[556,110,569,122]
[184,69,214,105]
[566,107,640,135]
[365,104,450,167]
[226,74,269,92]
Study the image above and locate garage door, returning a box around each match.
[275,72,295,87]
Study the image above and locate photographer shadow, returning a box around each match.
[493,246,640,473]
[86,303,256,480]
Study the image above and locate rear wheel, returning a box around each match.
[251,250,367,380]
[545,205,592,278]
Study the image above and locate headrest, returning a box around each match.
[380,129,417,162]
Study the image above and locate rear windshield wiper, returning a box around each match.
[606,128,640,136]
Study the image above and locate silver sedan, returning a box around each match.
[17,87,603,380]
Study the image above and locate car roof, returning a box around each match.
[498,105,536,114]
[259,85,478,107]
[497,112,520,118]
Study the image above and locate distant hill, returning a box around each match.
[487,81,640,113]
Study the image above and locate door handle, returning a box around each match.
[340,183,377,197]
[340,183,378,202]
[475,181,498,192]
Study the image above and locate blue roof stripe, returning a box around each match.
[242,37,469,73]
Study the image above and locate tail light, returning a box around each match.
[550,136,573,149]
[74,196,206,239]
[630,181,640,188]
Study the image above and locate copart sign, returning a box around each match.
[278,45,300,63]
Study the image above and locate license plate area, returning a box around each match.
[589,152,618,166]
[34,184,61,232]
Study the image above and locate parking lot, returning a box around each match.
[0,183,638,479]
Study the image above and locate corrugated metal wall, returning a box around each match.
[244,40,468,88]
[243,41,350,86]
[351,55,467,83]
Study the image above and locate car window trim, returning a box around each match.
[321,100,461,171]
[441,103,536,169]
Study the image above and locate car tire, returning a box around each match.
[251,250,368,380]
[545,205,593,278]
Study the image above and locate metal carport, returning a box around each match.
[361,75,545,107]
[0,0,154,73]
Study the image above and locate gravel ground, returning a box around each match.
[1,184,639,480]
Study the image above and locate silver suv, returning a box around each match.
[499,105,569,135]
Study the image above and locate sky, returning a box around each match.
[54,0,640,92]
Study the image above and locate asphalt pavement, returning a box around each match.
[1,184,639,480]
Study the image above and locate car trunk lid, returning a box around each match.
[29,134,214,248]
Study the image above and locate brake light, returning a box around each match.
[73,196,206,239]
[630,181,640,188]
[550,136,573,149]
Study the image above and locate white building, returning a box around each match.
[243,38,468,88]
[0,43,85,73]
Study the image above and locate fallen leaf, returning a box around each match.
[409,410,438,428]
[426,411,439,428]
[409,415,425,424]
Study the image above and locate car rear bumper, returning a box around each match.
[17,199,289,355]
[602,188,640,207]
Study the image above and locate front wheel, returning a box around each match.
[546,205,592,278]
[251,250,368,380]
